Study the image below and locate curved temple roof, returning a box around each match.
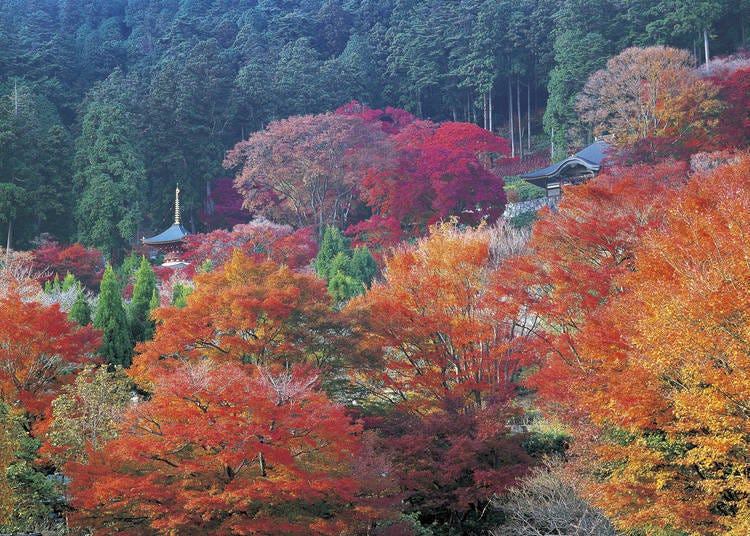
[141,223,189,245]
[521,140,610,186]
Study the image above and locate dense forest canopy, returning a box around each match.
[0,0,748,252]
[1,2,750,535]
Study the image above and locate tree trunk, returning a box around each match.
[516,79,522,159]
[6,219,12,254]
[258,451,267,477]
[489,88,493,133]
[703,28,710,64]
[693,37,698,66]
[482,92,488,130]
[527,83,531,152]
[551,126,555,161]
[508,78,515,158]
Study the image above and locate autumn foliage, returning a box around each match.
[347,222,533,528]
[32,240,104,289]
[577,46,721,152]
[0,291,100,420]
[225,103,511,247]
[67,361,363,535]
[15,45,750,536]
[513,155,750,534]
[131,251,343,380]
[181,218,317,271]
[66,252,373,534]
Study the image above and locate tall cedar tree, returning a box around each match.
[129,257,156,343]
[73,100,145,261]
[315,225,346,279]
[69,290,92,326]
[93,265,132,367]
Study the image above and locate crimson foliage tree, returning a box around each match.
[347,223,532,531]
[199,176,249,231]
[65,252,384,534]
[180,219,317,271]
[342,105,511,246]
[32,240,104,290]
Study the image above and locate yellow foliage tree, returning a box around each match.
[577,46,721,147]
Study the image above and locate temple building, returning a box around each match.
[521,140,610,197]
[142,186,190,267]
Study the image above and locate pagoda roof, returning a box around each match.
[521,140,610,183]
[142,223,189,246]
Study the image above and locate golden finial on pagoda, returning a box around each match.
[174,184,181,226]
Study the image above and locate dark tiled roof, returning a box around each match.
[142,224,189,245]
[521,140,610,180]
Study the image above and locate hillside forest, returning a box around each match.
[1,0,750,535]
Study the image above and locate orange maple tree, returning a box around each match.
[577,155,750,534]
[65,251,378,534]
[0,290,100,421]
[508,160,689,423]
[346,222,532,529]
[348,221,531,414]
[519,155,750,534]
[577,46,721,150]
[66,361,364,535]
[130,250,348,385]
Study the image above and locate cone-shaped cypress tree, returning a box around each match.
[94,264,132,367]
[351,245,378,287]
[171,283,192,308]
[129,257,156,343]
[69,289,92,326]
[315,225,346,279]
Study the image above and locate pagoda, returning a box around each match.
[142,186,190,267]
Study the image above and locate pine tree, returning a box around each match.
[93,265,132,367]
[328,272,360,303]
[129,257,156,343]
[61,272,77,292]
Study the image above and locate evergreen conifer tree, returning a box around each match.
[69,290,92,326]
[315,225,346,279]
[351,245,378,287]
[61,272,77,292]
[171,283,192,308]
[93,264,132,367]
[129,257,156,343]
[328,272,360,303]
[73,101,145,261]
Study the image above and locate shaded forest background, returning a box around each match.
[0,0,748,251]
